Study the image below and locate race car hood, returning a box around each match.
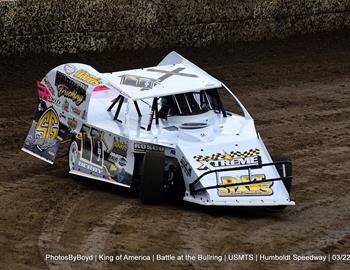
[176,134,295,206]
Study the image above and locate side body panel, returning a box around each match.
[70,124,134,187]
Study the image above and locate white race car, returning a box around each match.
[22,52,294,208]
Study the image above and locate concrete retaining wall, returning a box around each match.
[1,0,349,55]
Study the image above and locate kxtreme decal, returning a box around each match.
[193,148,261,170]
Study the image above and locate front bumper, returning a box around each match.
[187,161,295,206]
[183,196,295,206]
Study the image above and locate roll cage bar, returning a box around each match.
[107,86,251,131]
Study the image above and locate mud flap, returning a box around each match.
[22,101,63,164]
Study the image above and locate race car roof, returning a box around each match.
[101,52,222,101]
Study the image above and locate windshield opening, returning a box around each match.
[159,89,226,118]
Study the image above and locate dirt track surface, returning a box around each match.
[1,31,350,270]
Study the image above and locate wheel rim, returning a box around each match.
[69,141,79,170]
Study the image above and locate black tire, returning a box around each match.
[140,151,165,204]
[271,155,292,194]
[171,165,185,203]
[166,165,186,204]
[129,153,144,196]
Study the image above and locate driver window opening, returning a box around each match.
[159,89,226,119]
[106,87,244,131]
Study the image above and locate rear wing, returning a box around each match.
[22,63,111,164]
[22,84,69,163]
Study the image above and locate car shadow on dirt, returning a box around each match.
[70,174,289,219]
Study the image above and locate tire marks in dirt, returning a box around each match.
[38,189,91,270]
[78,198,133,270]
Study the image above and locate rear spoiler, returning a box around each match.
[22,81,69,164]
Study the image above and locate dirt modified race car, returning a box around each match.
[22,52,294,207]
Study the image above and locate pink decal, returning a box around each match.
[37,81,52,101]
[93,85,111,92]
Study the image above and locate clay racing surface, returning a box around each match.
[0,31,350,270]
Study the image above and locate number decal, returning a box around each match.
[91,128,103,166]
[80,125,104,167]
[81,125,92,161]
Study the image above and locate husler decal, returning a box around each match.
[193,148,261,170]
[110,137,128,158]
[73,70,102,86]
[218,174,273,196]
[55,71,88,106]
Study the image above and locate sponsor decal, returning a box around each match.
[108,165,129,184]
[107,151,119,163]
[71,106,81,116]
[34,107,59,151]
[48,96,61,107]
[218,174,273,196]
[74,70,102,86]
[118,157,127,167]
[118,67,198,93]
[180,156,192,177]
[120,75,157,90]
[111,137,128,157]
[55,71,87,106]
[67,117,78,130]
[193,148,261,170]
[62,99,69,112]
[64,64,77,75]
[37,81,52,102]
[78,160,103,174]
[134,142,165,152]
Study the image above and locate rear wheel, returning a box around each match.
[140,151,165,204]
[68,140,79,171]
